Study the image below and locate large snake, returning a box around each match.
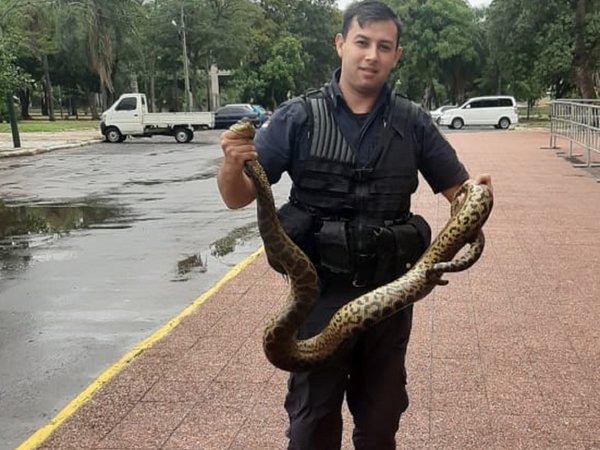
[230,120,493,372]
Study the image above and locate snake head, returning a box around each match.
[229,119,256,139]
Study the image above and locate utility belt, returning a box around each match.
[273,201,432,288]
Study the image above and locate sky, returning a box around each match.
[336,0,492,9]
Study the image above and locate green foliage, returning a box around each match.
[260,34,306,105]
[0,40,30,98]
[487,0,598,100]
[2,0,598,117]
[389,0,482,106]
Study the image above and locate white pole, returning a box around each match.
[181,3,193,112]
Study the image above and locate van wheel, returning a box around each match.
[105,127,123,143]
[498,117,511,129]
[174,127,193,143]
[451,118,464,130]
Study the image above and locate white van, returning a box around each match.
[438,95,518,130]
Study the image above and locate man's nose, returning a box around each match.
[365,44,379,60]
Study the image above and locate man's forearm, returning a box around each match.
[217,164,256,209]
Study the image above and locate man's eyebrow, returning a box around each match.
[352,32,395,45]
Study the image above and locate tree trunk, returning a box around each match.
[87,90,99,120]
[42,54,55,121]
[17,88,31,120]
[573,0,597,98]
[70,96,78,118]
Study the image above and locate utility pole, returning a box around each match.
[5,93,21,148]
[180,3,193,112]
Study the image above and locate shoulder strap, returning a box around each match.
[369,93,419,169]
[389,93,419,138]
[301,86,355,164]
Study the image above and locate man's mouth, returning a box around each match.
[359,67,378,75]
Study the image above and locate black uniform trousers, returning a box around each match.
[284,278,413,450]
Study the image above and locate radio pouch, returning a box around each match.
[391,214,431,277]
[268,202,316,274]
[316,220,352,274]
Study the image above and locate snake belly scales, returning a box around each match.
[229,120,493,372]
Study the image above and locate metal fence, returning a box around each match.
[549,99,600,170]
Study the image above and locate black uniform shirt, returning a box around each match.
[254,69,469,194]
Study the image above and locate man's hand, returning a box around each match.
[469,173,492,191]
[219,128,257,170]
[442,173,493,202]
[217,129,258,209]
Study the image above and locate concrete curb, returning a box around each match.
[0,138,103,158]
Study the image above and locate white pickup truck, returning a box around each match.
[100,93,215,143]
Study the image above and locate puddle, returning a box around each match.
[209,222,259,257]
[171,253,208,282]
[0,199,129,249]
[122,170,218,187]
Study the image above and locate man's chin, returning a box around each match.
[356,81,383,96]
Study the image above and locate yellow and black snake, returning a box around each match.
[230,121,493,372]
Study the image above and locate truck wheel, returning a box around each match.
[105,127,123,143]
[174,128,192,143]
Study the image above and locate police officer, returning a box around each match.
[218,1,492,449]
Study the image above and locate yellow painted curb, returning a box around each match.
[16,247,264,450]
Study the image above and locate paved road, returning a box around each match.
[0,131,290,449]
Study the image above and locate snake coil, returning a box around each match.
[230,120,493,372]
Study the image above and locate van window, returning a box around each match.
[498,98,514,107]
[116,97,137,111]
[470,99,502,108]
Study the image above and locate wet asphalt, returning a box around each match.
[0,131,291,449]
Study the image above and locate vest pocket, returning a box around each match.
[316,220,352,274]
[390,215,431,276]
[373,215,431,284]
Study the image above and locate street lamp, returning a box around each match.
[171,2,193,112]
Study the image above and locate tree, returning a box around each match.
[389,0,482,107]
[260,34,306,106]
[486,0,599,100]
[0,40,30,99]
[573,0,600,98]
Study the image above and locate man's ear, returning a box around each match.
[334,33,345,58]
[395,46,403,64]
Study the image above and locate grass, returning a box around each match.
[0,119,99,133]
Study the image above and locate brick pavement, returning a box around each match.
[14,130,600,449]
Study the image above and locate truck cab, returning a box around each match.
[100,94,147,141]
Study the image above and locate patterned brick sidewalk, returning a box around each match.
[17,130,600,450]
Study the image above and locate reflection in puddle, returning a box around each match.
[210,222,259,257]
[0,199,129,249]
[172,253,208,282]
[123,170,217,187]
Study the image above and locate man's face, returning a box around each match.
[335,18,402,97]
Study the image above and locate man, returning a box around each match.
[218,1,491,449]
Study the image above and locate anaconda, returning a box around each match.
[230,120,493,372]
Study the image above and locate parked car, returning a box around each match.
[438,95,519,130]
[429,104,457,123]
[251,104,271,126]
[214,104,260,129]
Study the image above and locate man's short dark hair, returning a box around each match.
[341,1,403,46]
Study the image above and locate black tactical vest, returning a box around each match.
[289,88,420,224]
